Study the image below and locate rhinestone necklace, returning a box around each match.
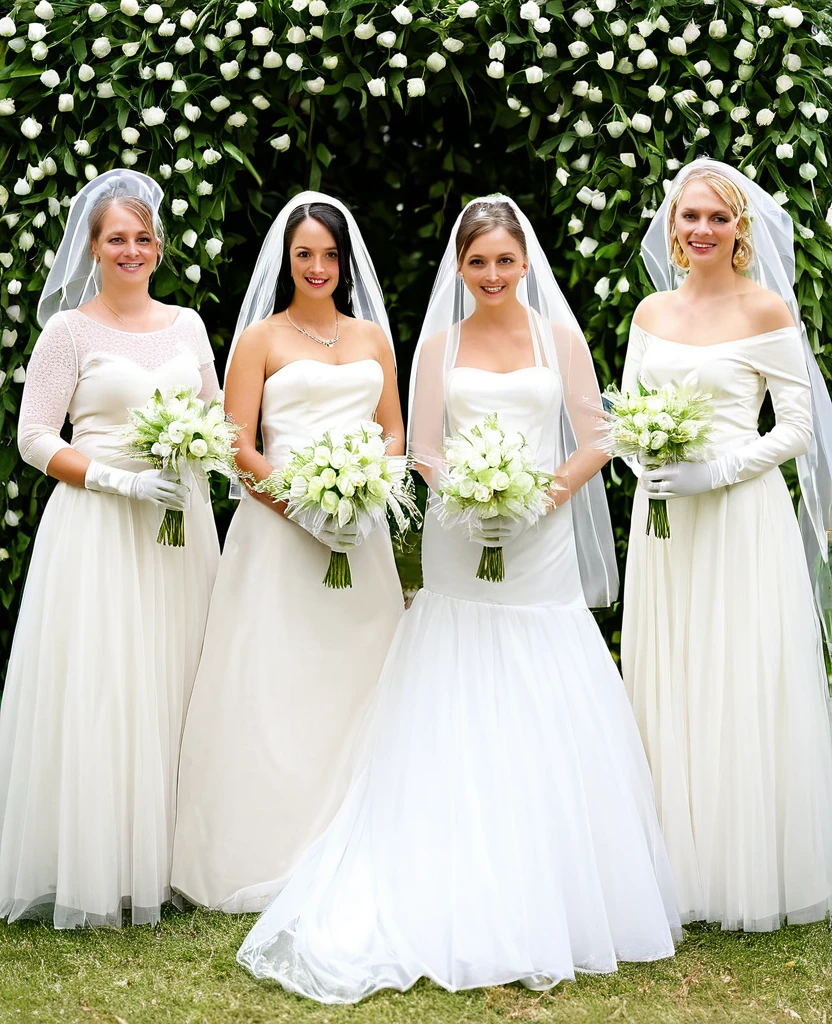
[285,307,340,348]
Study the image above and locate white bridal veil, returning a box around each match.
[37,169,164,328]
[642,157,832,639]
[407,194,618,607]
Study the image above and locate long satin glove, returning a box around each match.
[471,516,531,547]
[85,460,191,510]
[317,518,365,553]
[640,454,743,500]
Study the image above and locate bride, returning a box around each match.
[237,196,680,1002]
[171,192,405,912]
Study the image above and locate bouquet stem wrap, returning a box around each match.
[477,546,505,583]
[325,551,352,589]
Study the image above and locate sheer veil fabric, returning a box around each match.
[407,194,618,607]
[642,158,832,642]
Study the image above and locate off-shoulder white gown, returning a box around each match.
[237,365,680,1003]
[622,324,832,932]
[0,309,220,928]
[171,358,404,913]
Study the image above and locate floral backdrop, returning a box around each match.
[1,0,831,659]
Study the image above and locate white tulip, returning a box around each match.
[263,50,283,67]
[120,127,139,145]
[28,22,47,41]
[184,103,201,121]
[0,99,14,116]
[534,16,550,32]
[286,53,303,71]
[144,3,163,23]
[157,17,174,33]
[305,77,325,94]
[588,86,602,103]
[443,37,464,53]
[596,0,616,10]
[709,19,727,38]
[758,25,772,38]
[237,0,256,16]
[730,106,749,122]
[488,41,505,61]
[175,36,195,55]
[141,106,166,126]
[196,181,213,196]
[202,148,222,165]
[694,125,710,139]
[609,19,627,36]
[572,80,588,96]
[407,78,425,97]
[224,19,242,37]
[568,41,589,58]
[575,118,594,137]
[457,1,479,17]
[21,117,42,139]
[204,33,222,51]
[247,67,263,79]
[41,157,56,176]
[323,55,338,70]
[292,0,309,8]
[91,37,111,58]
[354,21,376,39]
[205,238,223,259]
[578,237,598,257]
[226,111,247,127]
[121,149,138,166]
[520,1,540,21]
[78,63,95,82]
[392,5,413,24]
[776,143,794,160]
[631,112,651,132]
[171,199,188,216]
[0,253,11,267]
[181,229,198,249]
[179,8,196,27]
[19,231,34,251]
[707,79,724,97]
[287,26,305,44]
[210,96,231,111]
[31,41,48,60]
[637,49,658,69]
[0,16,14,36]
[694,60,711,76]
[122,42,140,56]
[617,58,634,74]
[252,94,270,110]
[734,39,754,60]
[743,164,757,181]
[13,179,30,196]
[507,97,520,110]
[29,164,44,182]
[754,108,774,126]
[0,549,8,560]
[572,8,594,27]
[647,84,666,101]
[783,53,801,72]
[594,277,610,300]
[796,223,814,239]
[74,139,91,156]
[185,265,201,283]
[175,157,193,172]
[251,26,273,45]
[567,216,583,233]
[817,108,830,124]
[155,62,174,80]
[597,50,614,69]
[40,68,60,89]
[682,21,699,43]
[555,167,569,185]
[483,60,505,80]
[627,33,646,51]
[668,37,686,55]
[606,120,627,137]
[271,133,291,151]
[4,509,20,527]
[782,5,804,28]
[88,3,106,21]
[620,152,636,168]
[220,60,240,80]
[525,65,543,84]
[426,52,447,72]
[35,0,54,17]
[776,75,794,93]
[799,101,817,118]
[390,53,408,69]
[702,100,719,116]
[367,78,386,97]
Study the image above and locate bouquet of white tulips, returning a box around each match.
[602,380,713,539]
[122,387,240,546]
[254,420,419,589]
[437,412,554,583]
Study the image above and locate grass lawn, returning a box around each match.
[1,909,830,1024]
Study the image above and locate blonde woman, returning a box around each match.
[622,158,832,931]
[0,170,219,928]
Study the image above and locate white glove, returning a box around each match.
[85,460,190,511]
[641,461,720,499]
[471,516,530,547]
[316,518,374,553]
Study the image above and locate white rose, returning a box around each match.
[389,53,407,68]
[709,19,727,38]
[457,1,479,17]
[119,127,139,146]
[40,69,60,88]
[74,139,91,156]
[525,65,543,84]
[647,84,666,101]
[367,78,386,97]
[144,3,163,23]
[776,75,794,93]
[620,152,636,168]
[21,116,42,139]
[172,199,188,216]
[568,41,589,58]
[185,265,201,283]
[354,21,376,39]
[305,77,325,94]
[263,50,283,67]
[758,25,772,39]
[631,112,651,132]
[211,97,231,113]
[122,42,140,56]
[407,78,425,97]
[734,39,754,60]
[0,99,14,116]
[426,52,446,72]
[572,7,593,27]
[205,238,223,259]
[91,37,111,58]
[597,50,614,69]
[519,1,540,20]
[141,106,166,126]
[271,133,291,151]
[392,4,413,24]
[78,63,95,82]
[251,26,273,45]
[637,49,658,69]
[578,237,598,257]
[175,157,193,172]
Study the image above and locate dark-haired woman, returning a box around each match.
[237,196,678,1000]
[171,193,404,912]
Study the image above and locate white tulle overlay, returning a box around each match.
[237,367,680,1002]
[622,325,832,931]
[171,358,403,913]
[0,310,219,929]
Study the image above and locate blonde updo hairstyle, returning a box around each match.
[88,193,165,267]
[667,167,753,274]
[455,199,527,265]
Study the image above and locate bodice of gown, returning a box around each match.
[633,326,811,460]
[422,365,586,608]
[260,358,384,468]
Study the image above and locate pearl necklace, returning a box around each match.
[285,308,340,347]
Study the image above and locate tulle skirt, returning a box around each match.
[0,480,218,928]
[623,471,832,931]
[238,587,680,1003]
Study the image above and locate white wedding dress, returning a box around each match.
[622,324,832,931]
[0,308,220,928]
[237,364,680,1003]
[171,358,404,912]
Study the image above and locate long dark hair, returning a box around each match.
[273,202,355,315]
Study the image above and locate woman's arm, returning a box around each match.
[372,326,405,455]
